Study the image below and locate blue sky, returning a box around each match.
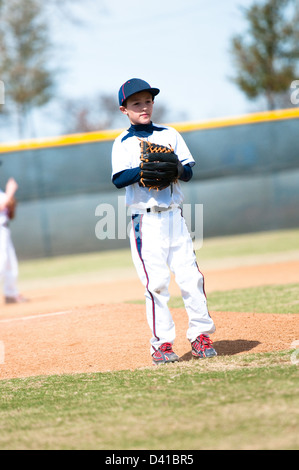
[1,0,262,140]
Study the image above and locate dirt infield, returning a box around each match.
[0,259,298,380]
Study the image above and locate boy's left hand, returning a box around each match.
[139,140,179,191]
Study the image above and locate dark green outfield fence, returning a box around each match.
[0,108,298,259]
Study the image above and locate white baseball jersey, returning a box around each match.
[111,123,195,211]
[0,188,19,297]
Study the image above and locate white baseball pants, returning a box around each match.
[130,207,215,354]
[0,225,19,297]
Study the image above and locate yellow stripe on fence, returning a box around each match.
[0,107,298,154]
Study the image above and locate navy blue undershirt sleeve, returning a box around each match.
[112,167,141,189]
[179,164,193,182]
[112,164,193,189]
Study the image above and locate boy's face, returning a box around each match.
[120,91,154,125]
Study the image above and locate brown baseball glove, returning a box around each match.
[139,140,180,191]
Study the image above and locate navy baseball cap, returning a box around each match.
[118,78,160,106]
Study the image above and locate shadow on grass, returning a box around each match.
[180,339,260,361]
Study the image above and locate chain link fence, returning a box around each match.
[0,111,298,259]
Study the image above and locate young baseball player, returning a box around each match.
[111,78,216,364]
[0,176,27,304]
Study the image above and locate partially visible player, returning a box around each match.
[0,176,27,304]
[111,78,217,364]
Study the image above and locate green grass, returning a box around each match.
[0,351,298,450]
[18,228,299,282]
[18,248,133,281]
[167,283,299,314]
[208,283,299,314]
[4,228,298,450]
[129,283,299,314]
[194,227,299,261]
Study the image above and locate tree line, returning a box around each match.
[0,0,298,138]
